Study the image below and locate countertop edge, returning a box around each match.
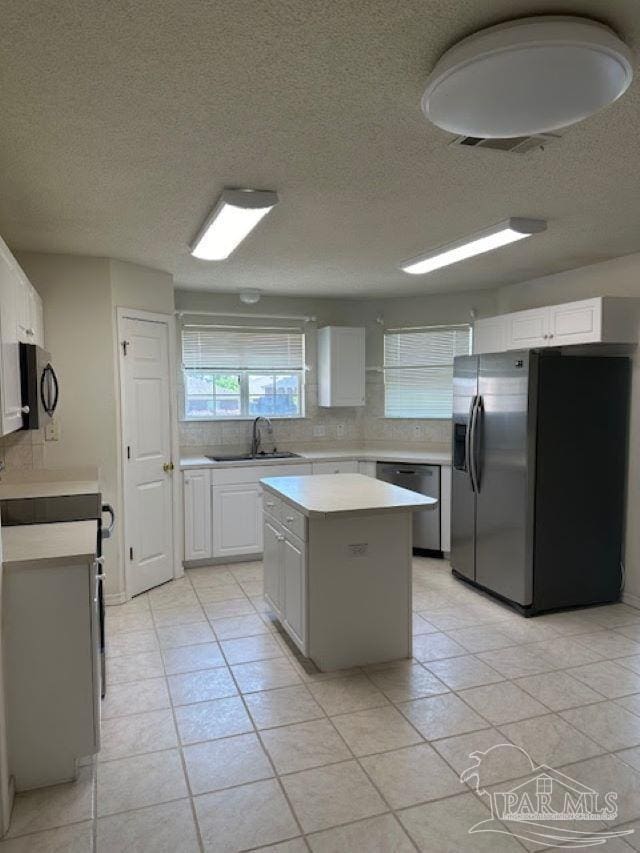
[181,448,452,470]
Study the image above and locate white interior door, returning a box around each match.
[121,317,174,596]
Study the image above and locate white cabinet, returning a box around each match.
[506,306,549,349]
[183,462,312,565]
[317,326,365,407]
[263,505,307,654]
[548,299,601,345]
[211,483,262,558]
[358,460,377,478]
[0,239,25,435]
[4,551,100,789]
[282,532,306,649]
[312,460,359,475]
[503,297,640,352]
[183,469,212,561]
[17,283,44,348]
[263,516,284,615]
[473,316,508,354]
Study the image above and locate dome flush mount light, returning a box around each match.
[190,188,278,261]
[400,218,547,276]
[421,16,633,138]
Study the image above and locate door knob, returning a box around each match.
[163,462,174,473]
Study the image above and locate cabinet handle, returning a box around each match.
[266,501,275,508]
[276,533,285,541]
[285,516,295,523]
[20,405,30,414]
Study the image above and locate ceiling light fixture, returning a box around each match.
[239,289,261,304]
[422,16,633,138]
[400,218,547,276]
[190,188,279,260]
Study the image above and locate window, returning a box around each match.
[182,326,305,420]
[384,325,472,419]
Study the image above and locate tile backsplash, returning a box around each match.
[0,428,46,470]
[179,373,452,454]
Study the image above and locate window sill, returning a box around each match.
[181,416,307,424]
[382,415,451,420]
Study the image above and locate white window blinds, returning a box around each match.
[182,326,304,371]
[384,325,471,419]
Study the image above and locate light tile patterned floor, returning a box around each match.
[4,557,640,851]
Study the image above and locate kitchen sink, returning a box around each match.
[207,451,301,462]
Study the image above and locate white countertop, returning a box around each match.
[260,473,438,518]
[181,447,451,470]
[2,521,97,565]
[0,467,100,500]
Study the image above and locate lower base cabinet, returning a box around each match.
[263,512,307,654]
[211,483,262,558]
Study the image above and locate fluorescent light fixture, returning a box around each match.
[191,188,278,260]
[400,217,547,275]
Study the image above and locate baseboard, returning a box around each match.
[105,591,127,606]
[184,553,263,569]
[622,589,640,611]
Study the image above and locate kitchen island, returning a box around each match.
[260,473,437,670]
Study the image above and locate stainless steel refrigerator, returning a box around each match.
[451,350,629,614]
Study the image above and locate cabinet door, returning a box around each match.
[283,532,306,651]
[358,461,377,478]
[30,289,44,348]
[211,483,262,558]
[263,518,283,615]
[506,307,550,349]
[183,470,212,561]
[312,460,358,475]
[318,327,365,406]
[548,299,601,346]
[333,327,365,405]
[0,244,23,435]
[473,317,507,354]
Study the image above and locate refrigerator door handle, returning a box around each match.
[465,395,478,492]
[470,395,482,493]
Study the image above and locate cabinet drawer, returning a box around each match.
[261,490,282,521]
[281,503,306,540]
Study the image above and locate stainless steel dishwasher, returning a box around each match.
[376,462,441,554]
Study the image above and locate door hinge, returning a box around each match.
[122,340,130,356]
[127,445,131,460]
[129,546,134,561]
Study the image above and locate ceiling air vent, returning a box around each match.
[450,133,560,153]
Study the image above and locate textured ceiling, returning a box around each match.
[2,0,640,297]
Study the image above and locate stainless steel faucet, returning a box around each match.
[251,417,273,456]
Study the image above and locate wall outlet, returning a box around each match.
[336,423,345,439]
[313,425,326,438]
[412,424,423,440]
[45,420,60,441]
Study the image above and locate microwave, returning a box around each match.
[19,343,59,430]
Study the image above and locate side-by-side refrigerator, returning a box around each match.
[451,350,629,614]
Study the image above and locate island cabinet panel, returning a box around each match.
[282,532,306,650]
[307,512,412,671]
[263,516,284,617]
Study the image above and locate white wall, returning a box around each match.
[496,253,640,607]
[17,252,175,601]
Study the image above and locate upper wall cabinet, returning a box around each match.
[472,316,508,354]
[317,326,365,407]
[0,236,45,436]
[474,297,639,355]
